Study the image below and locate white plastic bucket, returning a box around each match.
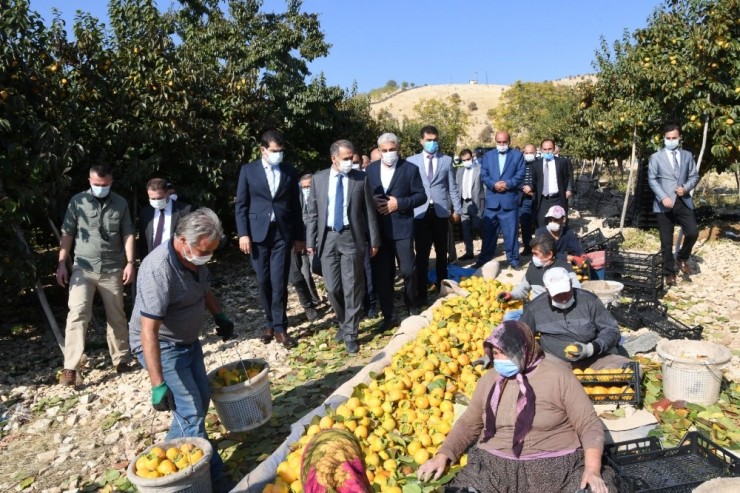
[656,340,731,405]
[581,280,624,307]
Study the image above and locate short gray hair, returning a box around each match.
[330,139,354,157]
[175,208,223,247]
[377,133,399,147]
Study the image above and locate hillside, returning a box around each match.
[369,75,595,149]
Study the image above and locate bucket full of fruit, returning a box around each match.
[127,436,212,492]
[208,358,272,432]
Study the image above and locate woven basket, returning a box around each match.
[127,436,212,493]
[208,359,272,432]
[656,340,731,405]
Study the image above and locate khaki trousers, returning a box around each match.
[63,267,130,370]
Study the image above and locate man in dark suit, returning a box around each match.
[365,133,427,330]
[647,123,699,286]
[288,174,321,322]
[529,139,573,228]
[235,130,304,348]
[455,148,484,260]
[519,144,537,256]
[305,140,381,353]
[407,125,462,308]
[138,178,192,258]
[475,131,526,269]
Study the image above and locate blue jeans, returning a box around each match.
[136,341,226,484]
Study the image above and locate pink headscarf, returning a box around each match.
[480,320,544,457]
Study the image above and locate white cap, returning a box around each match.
[543,267,572,296]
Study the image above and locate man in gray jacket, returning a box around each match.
[520,267,630,371]
[407,125,462,308]
[647,123,699,286]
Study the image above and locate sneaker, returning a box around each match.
[115,362,135,374]
[59,369,76,386]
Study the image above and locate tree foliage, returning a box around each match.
[487,81,579,149]
[397,97,470,157]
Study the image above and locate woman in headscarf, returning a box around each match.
[301,428,372,493]
[418,321,615,493]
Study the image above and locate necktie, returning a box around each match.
[427,155,434,182]
[543,160,550,196]
[268,165,278,196]
[152,209,165,249]
[334,174,344,231]
[671,151,680,179]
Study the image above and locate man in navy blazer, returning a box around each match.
[235,130,305,348]
[138,178,192,259]
[647,123,699,286]
[475,131,526,269]
[407,125,462,307]
[365,133,427,330]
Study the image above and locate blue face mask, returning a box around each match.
[493,358,520,378]
[424,141,439,154]
[664,139,679,150]
[542,152,554,160]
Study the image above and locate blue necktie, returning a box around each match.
[334,174,344,231]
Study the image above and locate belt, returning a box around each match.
[542,193,559,199]
[326,226,349,233]
[463,198,472,202]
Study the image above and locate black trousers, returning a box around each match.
[414,208,449,304]
[289,250,320,309]
[372,236,415,320]
[251,223,290,333]
[656,197,698,275]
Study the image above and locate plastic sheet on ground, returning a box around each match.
[231,260,501,492]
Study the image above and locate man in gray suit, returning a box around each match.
[305,140,381,353]
[408,125,462,308]
[647,123,699,286]
[455,148,484,260]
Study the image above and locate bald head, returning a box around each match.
[494,131,510,145]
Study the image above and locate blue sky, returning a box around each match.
[31,0,662,92]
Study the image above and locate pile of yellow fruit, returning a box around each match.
[134,443,205,478]
[211,361,264,388]
[572,367,635,382]
[573,368,637,402]
[262,277,522,493]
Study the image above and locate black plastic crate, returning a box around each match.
[574,361,642,406]
[609,303,643,330]
[581,229,608,253]
[605,251,663,300]
[606,432,739,492]
[637,309,704,340]
[604,232,625,251]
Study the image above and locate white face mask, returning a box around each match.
[184,244,212,266]
[552,297,575,310]
[462,160,473,169]
[338,159,353,174]
[169,194,178,201]
[266,151,284,166]
[301,188,310,201]
[547,222,561,232]
[496,144,509,153]
[531,255,546,267]
[91,185,110,198]
[381,151,399,167]
[524,153,535,162]
[150,198,167,210]
[351,163,361,170]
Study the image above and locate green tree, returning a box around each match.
[397,96,469,156]
[487,81,579,148]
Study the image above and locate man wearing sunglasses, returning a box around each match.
[56,163,136,386]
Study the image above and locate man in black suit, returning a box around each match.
[235,130,304,349]
[528,139,573,228]
[288,174,321,322]
[305,140,381,353]
[139,178,192,258]
[364,133,427,330]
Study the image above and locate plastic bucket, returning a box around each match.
[656,340,732,405]
[208,359,272,432]
[127,436,212,493]
[581,280,624,307]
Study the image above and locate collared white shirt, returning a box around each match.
[462,165,476,200]
[262,158,280,221]
[664,148,681,169]
[543,158,559,195]
[380,161,396,193]
[327,168,349,228]
[151,199,173,244]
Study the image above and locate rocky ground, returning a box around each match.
[1,211,739,492]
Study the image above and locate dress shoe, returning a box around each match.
[59,369,76,386]
[115,362,135,374]
[345,340,359,354]
[378,317,399,332]
[664,274,677,286]
[260,327,274,344]
[678,260,691,275]
[365,306,379,319]
[274,332,297,349]
[459,253,475,261]
[521,248,533,256]
[409,306,420,316]
[305,306,319,322]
